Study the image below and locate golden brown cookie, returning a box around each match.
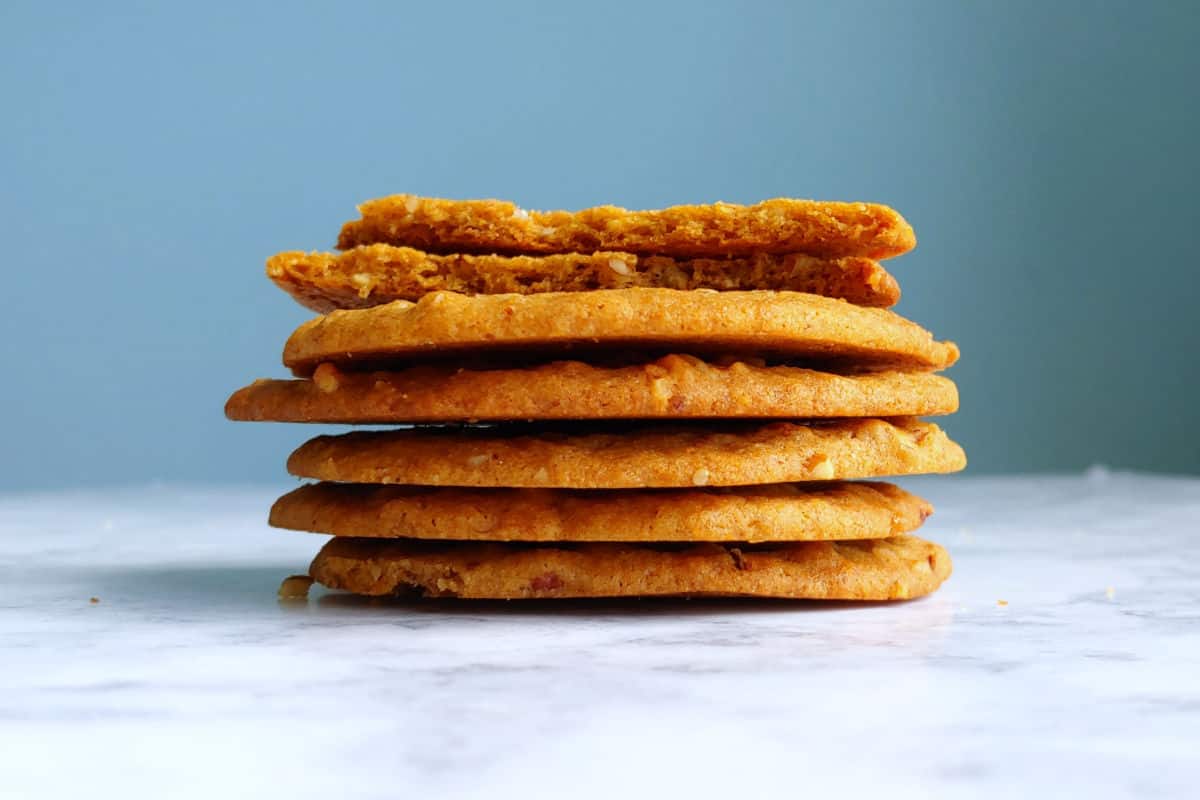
[282,289,959,375]
[270,480,932,543]
[308,535,952,600]
[287,417,966,488]
[267,245,901,311]
[336,195,916,259]
[226,356,958,423]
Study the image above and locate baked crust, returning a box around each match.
[267,245,900,311]
[336,195,916,259]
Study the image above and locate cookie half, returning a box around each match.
[267,246,900,312]
[271,480,932,543]
[226,356,958,423]
[308,535,952,600]
[282,289,959,375]
[336,195,916,259]
[287,418,966,488]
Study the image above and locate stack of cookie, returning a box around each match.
[227,195,965,601]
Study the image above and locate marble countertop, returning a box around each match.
[2,472,1198,799]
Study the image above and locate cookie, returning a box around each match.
[287,417,966,488]
[267,245,901,312]
[270,480,932,543]
[282,289,959,375]
[336,195,916,259]
[308,535,952,600]
[226,355,958,423]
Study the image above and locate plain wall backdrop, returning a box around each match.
[2,0,1198,489]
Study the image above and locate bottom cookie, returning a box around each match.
[309,535,951,601]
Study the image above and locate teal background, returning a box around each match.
[2,1,1197,488]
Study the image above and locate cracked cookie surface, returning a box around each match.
[336,195,916,259]
[267,245,900,311]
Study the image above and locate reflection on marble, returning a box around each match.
[1,472,1198,799]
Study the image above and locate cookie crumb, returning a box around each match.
[728,547,748,571]
[607,257,631,276]
[809,457,835,481]
[278,574,314,600]
[89,596,100,604]
[529,572,563,592]
[312,363,342,394]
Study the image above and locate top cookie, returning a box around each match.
[336,195,916,259]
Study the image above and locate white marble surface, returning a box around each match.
[2,472,1198,799]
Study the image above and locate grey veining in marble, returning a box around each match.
[1,472,1198,799]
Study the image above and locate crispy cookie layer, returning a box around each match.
[271,480,932,543]
[282,289,959,375]
[267,245,900,311]
[287,418,966,489]
[227,356,958,423]
[336,195,916,259]
[309,535,952,600]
